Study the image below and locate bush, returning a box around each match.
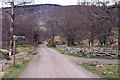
[80,41,85,45]
[38,42,42,44]
[32,52,37,55]
[47,41,56,47]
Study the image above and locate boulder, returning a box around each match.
[108,72,114,74]
[0,72,5,78]
[0,49,11,60]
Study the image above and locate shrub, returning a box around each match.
[80,41,85,45]
[47,41,56,47]
[38,42,42,44]
[32,52,37,55]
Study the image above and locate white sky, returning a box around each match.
[34,0,78,5]
[0,0,120,8]
[0,0,78,8]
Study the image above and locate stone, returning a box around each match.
[100,71,106,75]
[0,72,5,78]
[0,49,9,54]
[95,64,104,68]
[108,72,114,74]
[0,49,11,60]
[16,62,22,66]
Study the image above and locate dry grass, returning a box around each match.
[78,61,118,79]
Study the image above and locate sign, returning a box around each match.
[12,35,25,66]
[16,36,25,39]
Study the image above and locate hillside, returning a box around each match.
[3,4,62,22]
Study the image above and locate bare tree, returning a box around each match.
[0,8,2,49]
[2,0,34,56]
[77,0,119,48]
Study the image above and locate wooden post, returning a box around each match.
[13,35,16,66]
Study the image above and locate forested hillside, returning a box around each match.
[2,3,118,48]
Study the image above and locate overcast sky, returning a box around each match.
[0,0,78,8]
[0,0,120,8]
[34,0,78,5]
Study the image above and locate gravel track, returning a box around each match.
[19,44,100,78]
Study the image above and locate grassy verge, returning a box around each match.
[2,44,37,79]
[3,56,33,79]
[56,48,119,59]
[16,44,37,55]
[77,62,118,79]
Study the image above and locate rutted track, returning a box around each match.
[19,44,100,78]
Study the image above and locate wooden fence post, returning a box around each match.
[13,35,16,66]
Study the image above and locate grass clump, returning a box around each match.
[2,44,37,79]
[77,61,118,79]
[3,56,33,79]
[32,52,37,55]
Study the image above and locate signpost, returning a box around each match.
[16,36,25,39]
[13,35,25,66]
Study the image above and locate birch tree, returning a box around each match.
[2,0,34,56]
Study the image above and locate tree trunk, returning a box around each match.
[103,38,107,50]
[67,37,74,46]
[9,1,15,56]
[0,11,2,49]
[71,38,74,46]
[88,40,90,48]
[91,33,94,47]
[118,4,120,79]
[118,4,120,57]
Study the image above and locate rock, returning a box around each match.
[16,62,22,66]
[95,64,104,68]
[18,52,25,56]
[0,49,11,60]
[99,64,104,67]
[108,72,114,74]
[0,72,5,78]
[0,49,9,54]
[100,71,106,75]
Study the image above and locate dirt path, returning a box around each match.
[19,44,100,78]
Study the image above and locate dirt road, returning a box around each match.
[19,44,100,78]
